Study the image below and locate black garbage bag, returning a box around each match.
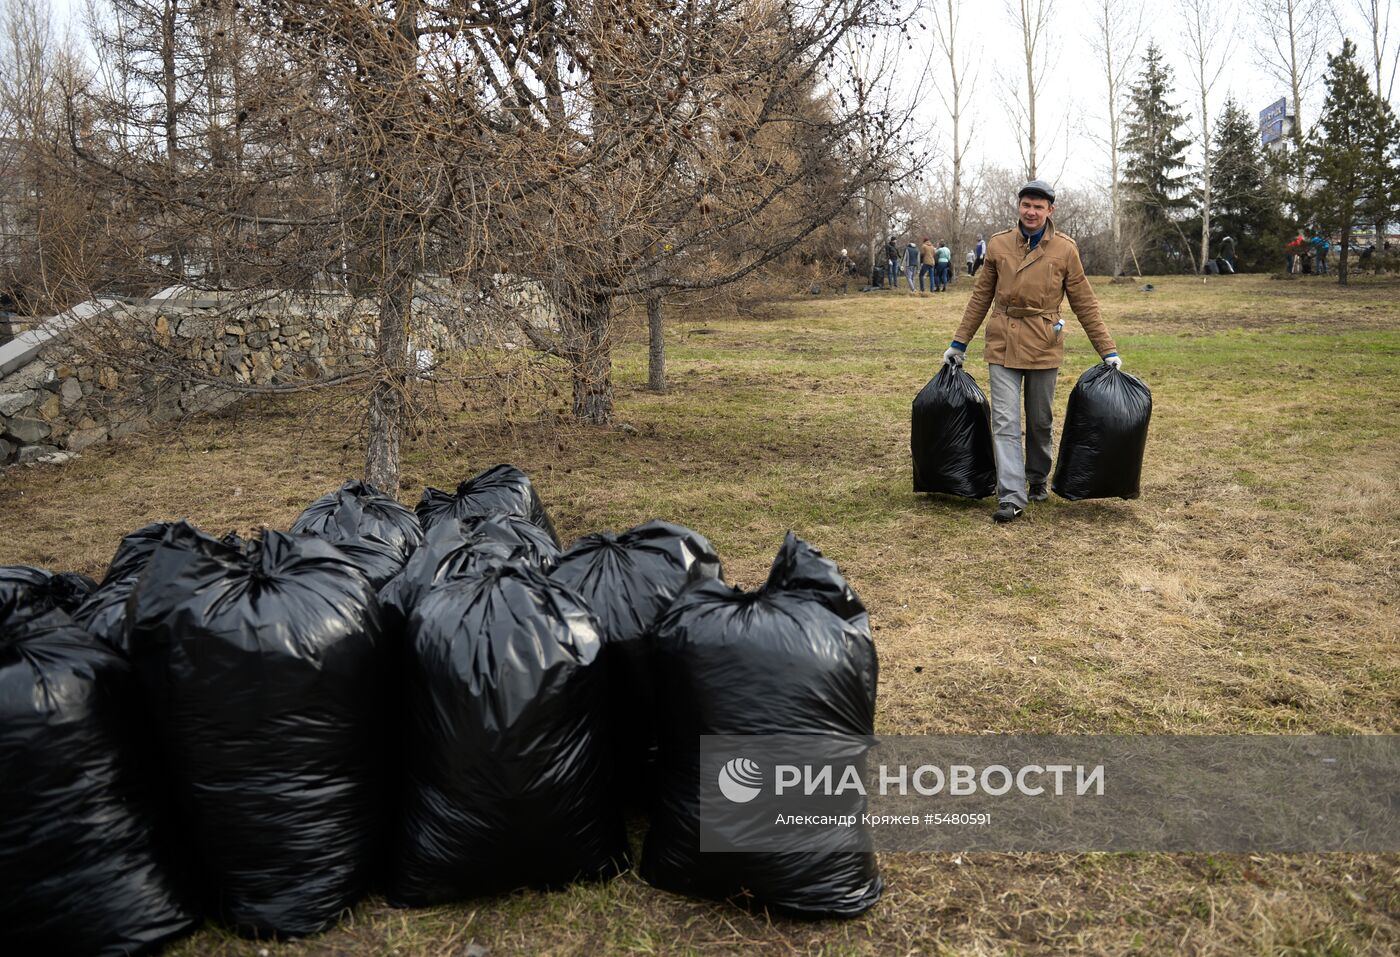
[102,521,174,584]
[640,533,882,919]
[292,480,423,562]
[0,564,96,614]
[379,515,563,637]
[311,531,407,591]
[911,364,997,498]
[1052,363,1153,501]
[73,523,175,653]
[1,602,196,956]
[291,507,407,591]
[127,522,386,938]
[549,520,722,793]
[386,562,625,906]
[415,464,561,546]
[445,512,561,571]
[74,573,142,653]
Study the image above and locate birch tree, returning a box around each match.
[1248,0,1336,147]
[931,0,977,256]
[1089,0,1143,278]
[1181,0,1236,273]
[1004,0,1054,180]
[1352,0,1398,102]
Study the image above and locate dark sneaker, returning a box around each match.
[992,502,1024,524]
[1029,484,1048,502]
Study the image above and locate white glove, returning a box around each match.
[943,346,965,367]
[1103,354,1122,370]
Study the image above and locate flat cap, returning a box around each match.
[1018,179,1055,202]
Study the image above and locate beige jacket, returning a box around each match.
[952,220,1116,369]
[919,241,936,265]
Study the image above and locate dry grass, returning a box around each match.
[3,273,1398,955]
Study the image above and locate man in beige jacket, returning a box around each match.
[942,180,1123,524]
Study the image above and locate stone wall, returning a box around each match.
[0,286,550,466]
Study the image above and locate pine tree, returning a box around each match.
[1122,43,1193,272]
[1210,97,1288,271]
[1306,39,1400,285]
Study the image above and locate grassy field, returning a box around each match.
[3,272,1398,955]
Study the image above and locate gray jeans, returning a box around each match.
[988,364,1058,508]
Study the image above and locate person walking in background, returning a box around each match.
[919,237,936,294]
[941,179,1122,524]
[1220,235,1238,272]
[973,235,987,275]
[904,240,919,292]
[885,237,900,289]
[935,239,953,291]
[966,248,976,276]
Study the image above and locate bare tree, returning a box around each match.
[844,24,924,284]
[930,0,977,257]
[1249,0,1337,148]
[1181,0,1236,273]
[1349,0,1399,250]
[1352,0,1398,102]
[1004,0,1055,180]
[57,0,917,491]
[0,0,98,312]
[66,0,545,489]
[1088,0,1144,278]
[478,1,916,425]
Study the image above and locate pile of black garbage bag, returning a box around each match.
[912,360,1153,501]
[1,465,881,955]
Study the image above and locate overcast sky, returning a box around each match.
[897,0,1396,196]
[43,0,1398,199]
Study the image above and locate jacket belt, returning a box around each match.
[1000,306,1059,319]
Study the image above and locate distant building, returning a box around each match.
[1259,97,1295,151]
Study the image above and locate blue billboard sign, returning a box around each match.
[1259,97,1289,146]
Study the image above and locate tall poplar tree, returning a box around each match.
[1122,43,1192,271]
[1306,40,1400,284]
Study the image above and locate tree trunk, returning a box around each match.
[1287,2,1304,149]
[161,0,177,160]
[365,272,411,491]
[1022,1,1038,179]
[1110,157,1123,276]
[570,289,614,424]
[161,0,183,275]
[1338,226,1350,286]
[947,0,963,258]
[1198,87,1211,275]
[1106,25,1123,278]
[363,0,422,488]
[646,292,666,393]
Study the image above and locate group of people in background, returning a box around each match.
[1285,231,1333,275]
[874,235,987,295]
[836,233,994,295]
